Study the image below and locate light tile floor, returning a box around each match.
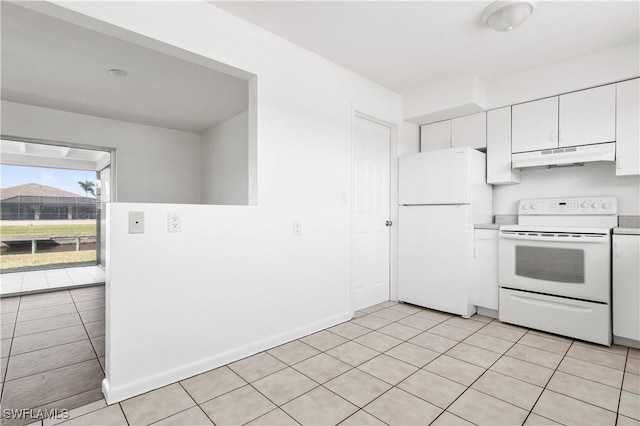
[0,266,106,296]
[4,297,640,426]
[0,286,105,426]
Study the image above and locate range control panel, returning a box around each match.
[519,197,617,215]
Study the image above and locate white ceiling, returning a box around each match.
[213,1,640,93]
[1,139,111,171]
[1,2,249,134]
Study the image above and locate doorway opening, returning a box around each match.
[0,138,113,295]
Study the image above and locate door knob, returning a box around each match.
[385,220,392,227]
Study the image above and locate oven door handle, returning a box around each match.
[499,233,609,243]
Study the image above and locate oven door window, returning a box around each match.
[515,246,584,284]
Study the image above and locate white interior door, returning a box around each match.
[352,116,391,311]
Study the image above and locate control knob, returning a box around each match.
[580,202,589,209]
[602,202,611,209]
[591,202,601,209]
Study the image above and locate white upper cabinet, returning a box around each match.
[452,112,487,150]
[487,107,520,185]
[420,120,451,152]
[559,84,616,148]
[421,112,487,152]
[616,78,640,176]
[512,97,559,153]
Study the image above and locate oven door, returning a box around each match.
[498,230,611,303]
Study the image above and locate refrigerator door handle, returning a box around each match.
[385,220,393,227]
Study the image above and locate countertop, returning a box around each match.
[474,223,500,230]
[614,227,640,235]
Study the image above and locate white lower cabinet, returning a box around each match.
[474,229,499,310]
[613,233,640,343]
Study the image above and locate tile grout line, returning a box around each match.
[521,337,583,424]
[225,312,418,424]
[22,299,634,426]
[426,319,530,425]
[70,291,105,376]
[348,307,468,423]
[9,333,93,358]
[38,387,105,426]
[205,306,632,425]
[116,402,130,426]
[324,305,478,424]
[614,347,630,425]
[0,294,22,403]
[2,354,100,385]
[171,381,219,426]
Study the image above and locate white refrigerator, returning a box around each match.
[398,147,492,317]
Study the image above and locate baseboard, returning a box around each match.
[476,307,498,319]
[102,310,352,404]
[614,335,640,349]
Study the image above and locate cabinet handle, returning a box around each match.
[558,129,563,142]
[614,241,619,257]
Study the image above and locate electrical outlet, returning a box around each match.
[293,221,302,236]
[129,211,144,234]
[168,212,182,232]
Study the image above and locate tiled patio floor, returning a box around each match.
[2,295,639,425]
[0,266,105,296]
[0,286,105,426]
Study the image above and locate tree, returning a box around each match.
[78,180,96,198]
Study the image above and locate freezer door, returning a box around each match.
[399,148,470,205]
[398,205,475,317]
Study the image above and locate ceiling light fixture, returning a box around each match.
[108,68,128,77]
[481,1,535,32]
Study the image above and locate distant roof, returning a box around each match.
[0,183,87,201]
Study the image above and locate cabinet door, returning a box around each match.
[559,84,616,148]
[487,107,520,185]
[616,79,640,176]
[420,120,451,151]
[512,97,558,153]
[452,112,486,149]
[613,235,640,341]
[474,229,498,310]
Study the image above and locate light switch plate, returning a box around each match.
[129,211,144,234]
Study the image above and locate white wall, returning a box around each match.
[38,1,403,403]
[401,43,639,124]
[200,111,249,205]
[403,75,486,124]
[493,162,640,215]
[399,121,420,156]
[486,43,640,109]
[1,101,202,204]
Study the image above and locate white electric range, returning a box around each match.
[498,196,617,346]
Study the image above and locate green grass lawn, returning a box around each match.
[0,250,96,270]
[0,224,96,238]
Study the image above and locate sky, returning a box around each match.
[0,164,96,196]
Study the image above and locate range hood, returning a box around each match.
[512,142,616,169]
